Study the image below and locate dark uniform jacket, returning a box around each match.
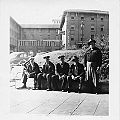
[27,62,40,74]
[56,62,69,76]
[70,63,85,77]
[84,47,102,67]
[42,61,55,75]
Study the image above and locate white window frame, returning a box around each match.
[91,24,95,31]
[101,17,104,21]
[71,15,75,20]
[81,15,84,20]
[101,25,104,32]
[71,25,75,30]
[91,16,95,21]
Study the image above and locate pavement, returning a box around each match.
[10,78,109,116]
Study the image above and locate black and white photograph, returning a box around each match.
[0,0,119,120]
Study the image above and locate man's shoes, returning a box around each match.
[20,85,26,88]
[32,88,37,90]
[47,89,52,91]
[38,87,41,90]
[62,89,67,92]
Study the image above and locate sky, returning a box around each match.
[1,0,117,24]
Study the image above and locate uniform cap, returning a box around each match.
[88,39,96,45]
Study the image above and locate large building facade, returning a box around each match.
[60,9,109,49]
[10,17,62,55]
[19,24,62,54]
[10,17,22,53]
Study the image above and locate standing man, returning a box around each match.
[84,39,102,93]
[52,55,69,92]
[37,56,55,91]
[68,56,85,93]
[21,57,40,90]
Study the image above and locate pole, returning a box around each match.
[82,25,83,47]
[81,21,84,47]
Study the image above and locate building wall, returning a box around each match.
[61,10,109,49]
[10,17,22,52]
[19,27,62,54]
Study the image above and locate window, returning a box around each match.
[91,24,95,31]
[81,15,84,20]
[91,17,95,20]
[101,25,104,31]
[71,16,75,20]
[71,35,74,41]
[101,17,104,21]
[71,25,75,30]
[71,37,74,41]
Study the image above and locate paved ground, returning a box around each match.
[10,79,109,116]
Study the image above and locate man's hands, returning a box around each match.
[84,67,87,71]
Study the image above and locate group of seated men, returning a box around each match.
[21,55,85,92]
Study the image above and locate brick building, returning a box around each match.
[10,17,62,54]
[60,9,109,49]
[10,17,22,53]
[19,24,62,55]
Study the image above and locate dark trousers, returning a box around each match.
[52,75,68,91]
[37,73,54,90]
[52,75,60,90]
[68,75,85,91]
[22,73,38,88]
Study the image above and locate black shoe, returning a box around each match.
[47,89,52,91]
[62,89,67,92]
[32,88,36,90]
[38,87,41,90]
[20,85,26,88]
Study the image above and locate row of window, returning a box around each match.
[19,40,60,47]
[70,25,104,31]
[70,15,108,21]
[69,34,107,41]
[23,29,58,34]
[23,34,59,40]
[45,41,60,47]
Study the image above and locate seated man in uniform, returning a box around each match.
[37,56,55,91]
[68,56,85,93]
[52,55,69,92]
[21,57,40,90]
